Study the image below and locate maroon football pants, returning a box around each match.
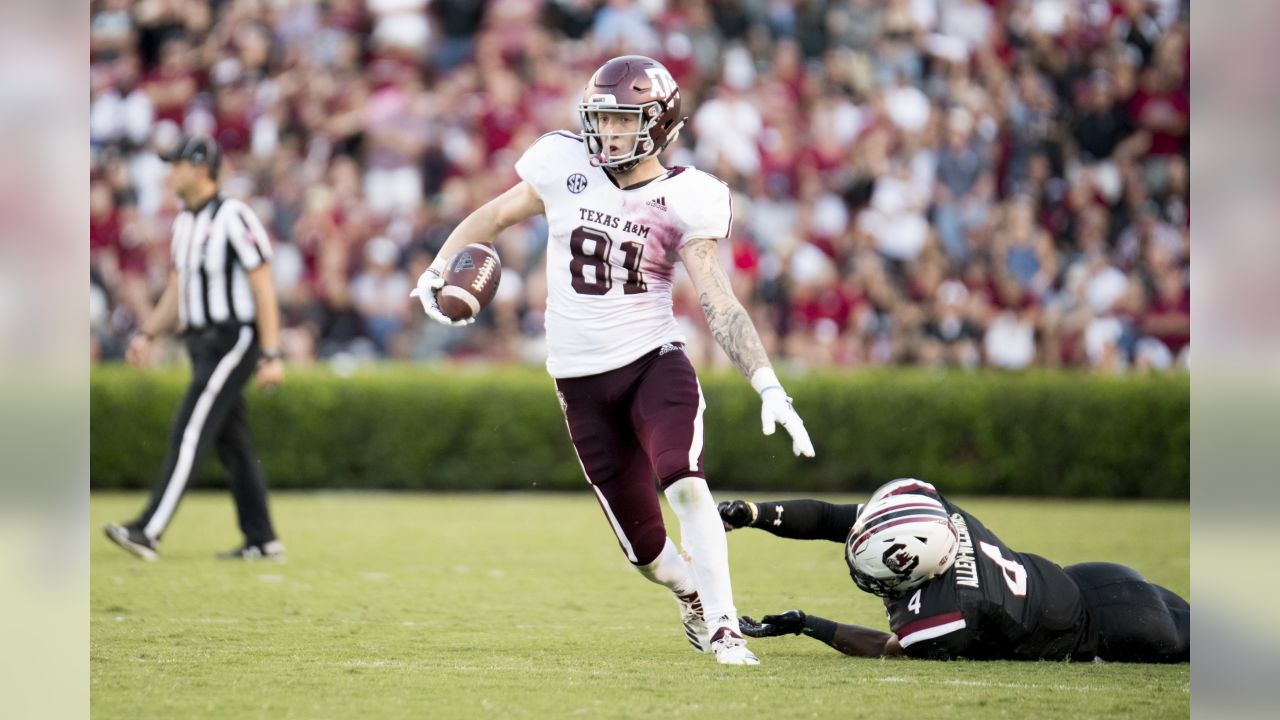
[554,344,706,566]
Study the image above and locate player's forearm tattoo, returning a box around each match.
[685,238,771,378]
[699,292,770,379]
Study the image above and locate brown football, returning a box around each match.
[438,243,502,321]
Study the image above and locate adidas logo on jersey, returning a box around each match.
[646,196,668,212]
[659,343,681,356]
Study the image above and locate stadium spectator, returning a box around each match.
[351,235,412,355]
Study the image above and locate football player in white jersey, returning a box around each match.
[412,55,814,665]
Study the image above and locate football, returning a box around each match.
[437,243,502,321]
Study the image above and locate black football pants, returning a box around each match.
[132,325,278,546]
[1067,562,1190,663]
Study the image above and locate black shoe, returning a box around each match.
[104,523,158,561]
[215,540,286,561]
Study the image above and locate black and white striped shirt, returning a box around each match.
[171,196,273,330]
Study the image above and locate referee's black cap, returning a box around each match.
[165,135,222,178]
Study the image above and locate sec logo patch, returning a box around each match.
[566,173,588,194]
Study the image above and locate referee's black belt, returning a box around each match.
[181,323,254,341]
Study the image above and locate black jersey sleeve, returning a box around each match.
[750,500,861,543]
[887,575,974,660]
[897,614,976,659]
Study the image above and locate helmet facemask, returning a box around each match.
[579,97,668,172]
[851,563,912,598]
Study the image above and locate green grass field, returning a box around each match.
[90,492,1189,719]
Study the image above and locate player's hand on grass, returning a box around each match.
[740,610,806,638]
[410,267,474,327]
[718,500,758,531]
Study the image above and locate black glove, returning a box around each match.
[739,610,807,638]
[718,500,758,531]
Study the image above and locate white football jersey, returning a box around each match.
[515,131,733,378]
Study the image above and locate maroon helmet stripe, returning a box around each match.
[883,480,938,498]
[859,506,950,534]
[850,514,950,554]
[857,501,945,528]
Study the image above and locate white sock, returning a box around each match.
[635,537,697,597]
[664,476,738,632]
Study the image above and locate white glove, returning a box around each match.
[410,267,474,327]
[752,368,815,458]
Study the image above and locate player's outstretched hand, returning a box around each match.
[718,500,758,531]
[760,387,815,458]
[410,267,475,327]
[740,610,807,638]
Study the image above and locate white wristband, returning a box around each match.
[750,367,783,396]
[429,255,449,274]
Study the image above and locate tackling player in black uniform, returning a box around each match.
[719,479,1189,663]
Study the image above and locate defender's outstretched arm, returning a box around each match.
[740,610,904,658]
[719,499,859,543]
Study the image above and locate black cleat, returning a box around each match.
[215,540,286,561]
[103,523,158,561]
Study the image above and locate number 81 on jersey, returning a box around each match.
[569,226,647,296]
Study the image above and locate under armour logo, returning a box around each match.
[453,253,475,271]
[646,196,667,211]
[773,505,783,527]
[566,173,588,194]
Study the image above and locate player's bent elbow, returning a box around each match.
[883,636,905,658]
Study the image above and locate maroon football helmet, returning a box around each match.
[578,55,686,172]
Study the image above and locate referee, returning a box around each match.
[104,135,285,561]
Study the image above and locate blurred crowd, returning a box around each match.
[91,0,1190,373]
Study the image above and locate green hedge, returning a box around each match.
[90,365,1188,498]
